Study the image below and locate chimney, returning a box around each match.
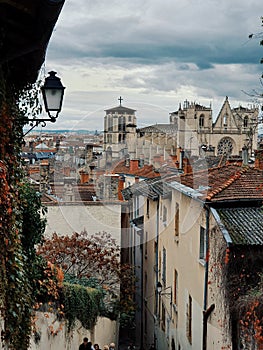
[39,160,50,193]
[130,159,139,171]
[118,175,125,200]
[179,149,184,170]
[135,176,139,183]
[183,158,192,174]
[79,170,89,184]
[242,146,248,166]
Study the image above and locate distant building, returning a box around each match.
[169,96,258,157]
[103,97,259,166]
[103,96,137,162]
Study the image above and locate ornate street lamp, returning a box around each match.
[24,71,65,135]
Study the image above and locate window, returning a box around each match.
[145,231,148,258]
[162,247,166,285]
[223,113,228,126]
[118,116,126,131]
[199,226,206,260]
[244,116,248,128]
[146,198,150,218]
[175,203,179,237]
[163,205,167,225]
[199,114,204,128]
[186,294,192,343]
[108,116,113,131]
[161,302,166,331]
[174,269,178,305]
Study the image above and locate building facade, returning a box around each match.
[122,160,263,350]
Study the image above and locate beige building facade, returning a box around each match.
[122,163,263,350]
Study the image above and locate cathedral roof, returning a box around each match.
[105,105,136,114]
[138,124,177,134]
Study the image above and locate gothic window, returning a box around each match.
[199,114,204,128]
[244,116,248,128]
[217,137,234,156]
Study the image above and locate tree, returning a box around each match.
[37,231,137,324]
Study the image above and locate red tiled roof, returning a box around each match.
[113,160,160,178]
[179,165,263,202]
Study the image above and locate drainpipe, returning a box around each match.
[203,303,215,350]
[202,204,215,350]
[154,198,160,349]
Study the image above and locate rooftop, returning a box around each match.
[113,159,160,179]
[216,207,263,245]
[179,164,263,202]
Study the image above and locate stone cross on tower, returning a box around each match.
[118,96,123,106]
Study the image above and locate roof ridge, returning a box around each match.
[206,166,249,200]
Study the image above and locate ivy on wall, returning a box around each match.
[61,283,103,332]
[0,71,113,349]
[0,69,51,349]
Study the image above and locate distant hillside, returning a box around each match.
[23,129,103,135]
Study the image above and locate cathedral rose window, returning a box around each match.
[217,137,234,155]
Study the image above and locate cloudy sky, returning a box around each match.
[43,0,263,131]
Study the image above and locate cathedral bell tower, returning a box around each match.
[103,97,137,161]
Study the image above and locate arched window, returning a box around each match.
[243,116,248,128]
[199,114,204,128]
[223,114,228,126]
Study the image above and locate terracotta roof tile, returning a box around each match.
[113,160,160,179]
[179,165,263,202]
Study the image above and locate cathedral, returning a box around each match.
[103,96,259,165]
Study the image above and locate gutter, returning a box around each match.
[154,198,160,349]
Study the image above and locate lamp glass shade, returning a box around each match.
[157,282,162,293]
[42,71,65,114]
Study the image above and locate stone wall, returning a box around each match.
[29,313,118,350]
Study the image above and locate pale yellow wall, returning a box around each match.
[44,204,121,244]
